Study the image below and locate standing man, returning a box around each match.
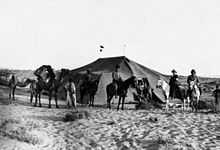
[80,69,92,104]
[169,69,180,99]
[8,75,17,100]
[65,78,77,111]
[112,64,122,98]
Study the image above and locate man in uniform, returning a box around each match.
[187,69,201,97]
[85,69,92,84]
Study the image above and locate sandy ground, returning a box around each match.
[0,86,220,150]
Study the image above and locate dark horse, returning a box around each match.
[80,80,99,106]
[106,76,137,110]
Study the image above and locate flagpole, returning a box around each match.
[123,44,126,56]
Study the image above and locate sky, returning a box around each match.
[0,0,220,77]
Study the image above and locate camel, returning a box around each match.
[8,75,34,102]
[33,66,73,108]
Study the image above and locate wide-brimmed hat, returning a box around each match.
[171,69,177,73]
[191,69,196,73]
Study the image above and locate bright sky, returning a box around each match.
[0,0,220,77]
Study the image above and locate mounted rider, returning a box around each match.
[81,69,92,90]
[169,69,181,99]
[187,69,202,97]
[112,64,122,98]
[85,69,92,83]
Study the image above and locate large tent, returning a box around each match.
[70,56,168,105]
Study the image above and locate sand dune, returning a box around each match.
[0,87,220,150]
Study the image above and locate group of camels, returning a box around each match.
[8,65,75,108]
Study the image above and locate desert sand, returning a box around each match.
[0,86,220,150]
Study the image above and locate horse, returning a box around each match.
[188,81,201,112]
[79,79,99,107]
[106,76,137,110]
[156,78,188,111]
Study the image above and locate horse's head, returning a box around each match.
[189,81,195,90]
[124,76,137,88]
[189,81,199,91]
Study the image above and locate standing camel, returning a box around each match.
[8,75,34,102]
[33,66,72,108]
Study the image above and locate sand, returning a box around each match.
[0,86,220,150]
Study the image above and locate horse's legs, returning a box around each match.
[195,98,199,112]
[48,92,52,108]
[122,97,125,110]
[166,98,169,112]
[117,97,121,111]
[9,88,11,100]
[55,92,59,108]
[34,94,38,107]
[88,95,91,107]
[182,98,185,111]
[38,93,42,107]
[91,95,94,107]
[72,93,77,111]
[30,92,33,104]
[80,90,85,105]
[107,95,113,109]
[12,87,16,100]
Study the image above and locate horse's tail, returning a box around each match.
[106,83,114,100]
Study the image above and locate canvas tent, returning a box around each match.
[70,56,168,105]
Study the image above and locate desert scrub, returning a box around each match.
[0,118,40,145]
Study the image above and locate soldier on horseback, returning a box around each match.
[187,69,201,98]
[84,69,92,86]
[112,64,122,98]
